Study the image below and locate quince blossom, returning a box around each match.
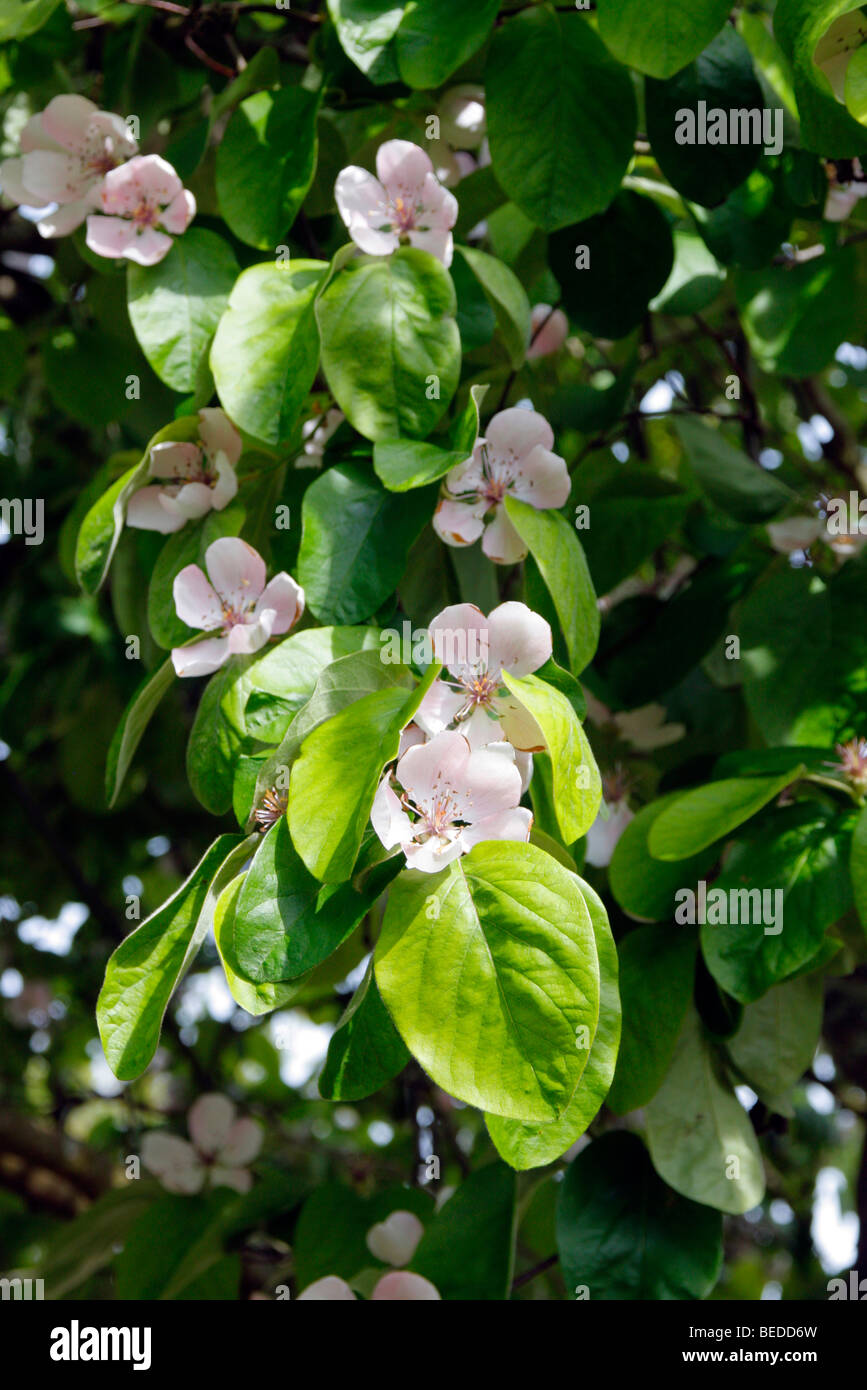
[527,304,570,359]
[415,601,552,753]
[127,408,241,534]
[335,139,458,267]
[0,94,137,238]
[86,153,195,266]
[298,1272,440,1301]
[371,730,532,874]
[366,1210,424,1267]
[171,537,304,678]
[433,408,570,564]
[141,1093,262,1195]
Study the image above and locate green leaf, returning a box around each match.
[75,416,200,595]
[486,6,636,231]
[453,246,530,368]
[375,840,601,1122]
[319,958,410,1100]
[486,877,620,1169]
[645,1007,765,1215]
[726,974,824,1103]
[229,627,384,737]
[607,926,697,1115]
[213,875,305,1015]
[701,803,853,1003]
[549,191,674,339]
[372,385,488,491]
[127,228,238,392]
[410,1163,516,1300]
[502,672,601,843]
[577,466,690,599]
[651,229,727,316]
[116,1191,235,1300]
[504,495,599,675]
[326,0,406,84]
[316,247,460,442]
[735,249,859,379]
[216,86,320,249]
[187,664,248,815]
[0,0,61,40]
[105,658,175,808]
[289,663,440,882]
[556,1132,723,1299]
[233,817,395,982]
[597,0,733,79]
[845,38,867,118]
[648,770,801,860]
[851,804,867,931]
[645,28,765,208]
[775,0,867,155]
[210,259,327,446]
[38,1189,156,1299]
[98,835,242,1080]
[609,796,718,921]
[395,0,498,88]
[674,415,793,522]
[297,465,434,624]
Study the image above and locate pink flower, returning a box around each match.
[85,153,195,266]
[416,601,552,752]
[585,799,634,868]
[127,408,242,534]
[527,304,569,359]
[433,409,570,564]
[366,1211,424,1267]
[0,94,137,238]
[371,729,532,874]
[297,1272,440,1301]
[171,537,304,678]
[335,139,458,267]
[141,1093,262,1195]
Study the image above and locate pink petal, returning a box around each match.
[122,226,174,266]
[21,149,90,203]
[403,834,465,874]
[149,440,202,480]
[408,226,453,266]
[485,407,554,459]
[227,611,276,655]
[335,165,398,256]
[527,305,569,359]
[508,444,570,510]
[163,481,215,522]
[99,161,144,215]
[140,1133,204,1194]
[486,601,552,679]
[123,152,182,204]
[85,213,135,260]
[481,506,527,565]
[461,805,533,851]
[171,635,231,678]
[397,729,471,816]
[199,407,242,467]
[371,777,414,851]
[188,1093,235,1156]
[252,573,304,634]
[370,1271,441,1301]
[205,537,266,612]
[376,139,435,201]
[21,113,62,155]
[39,94,98,153]
[126,485,186,534]
[427,603,488,680]
[0,157,39,205]
[35,198,91,236]
[298,1277,357,1301]
[219,1117,263,1166]
[161,187,195,234]
[210,1166,253,1194]
[366,1210,425,1267]
[90,109,138,157]
[443,445,485,498]
[447,745,522,824]
[414,680,466,738]
[419,172,458,230]
[397,722,426,757]
[432,496,487,548]
[173,563,225,631]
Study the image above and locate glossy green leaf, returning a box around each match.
[453,246,530,368]
[319,958,409,1100]
[375,840,601,1122]
[395,0,498,88]
[410,1162,516,1300]
[216,87,320,249]
[675,415,793,522]
[597,0,733,79]
[556,1131,723,1299]
[326,0,405,83]
[726,973,824,1102]
[128,228,238,392]
[609,796,718,921]
[504,495,599,675]
[210,259,327,446]
[213,875,305,1016]
[105,658,175,808]
[502,672,601,843]
[607,926,697,1115]
[648,770,802,860]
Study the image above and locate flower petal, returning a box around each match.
[396,729,471,817]
[0,157,40,205]
[22,149,90,203]
[408,226,454,267]
[121,226,174,266]
[481,506,527,565]
[188,1092,236,1156]
[172,635,231,678]
[39,94,98,153]
[126,485,186,533]
[371,777,414,850]
[161,187,195,234]
[427,602,488,679]
[447,744,522,824]
[252,573,304,634]
[204,537,266,611]
[432,496,486,547]
[527,305,569,359]
[335,165,397,256]
[413,680,465,738]
[210,1166,253,1194]
[173,563,224,631]
[508,444,570,510]
[149,440,202,480]
[35,198,91,236]
[585,801,634,868]
[141,1133,205,1194]
[297,1277,357,1301]
[485,406,554,458]
[220,1117,263,1166]
[226,610,276,655]
[199,407,242,467]
[403,833,465,874]
[375,139,435,200]
[370,1271,441,1301]
[366,1211,425,1267]
[461,805,533,850]
[486,600,552,678]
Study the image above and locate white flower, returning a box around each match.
[141,1093,262,1195]
[335,139,458,267]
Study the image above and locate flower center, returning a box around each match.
[132,198,160,228]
